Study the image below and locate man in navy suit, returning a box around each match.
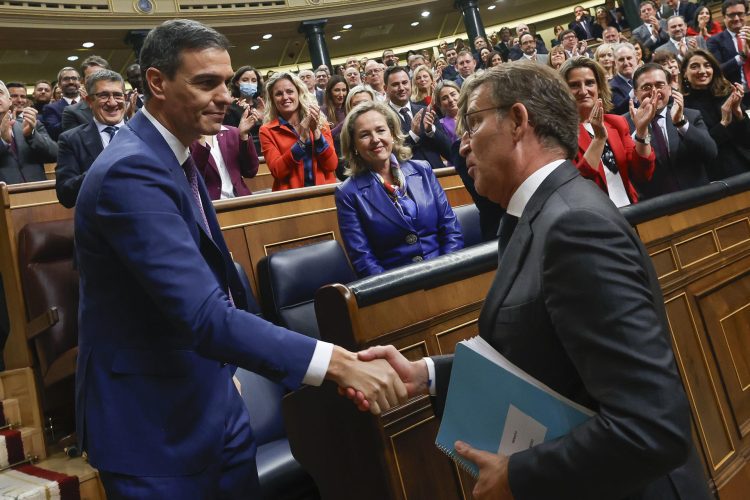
[41,67,81,140]
[61,55,110,134]
[707,0,750,97]
[610,43,639,115]
[56,69,126,208]
[569,5,595,40]
[74,19,406,498]
[384,66,451,170]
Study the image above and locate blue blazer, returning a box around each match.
[335,159,463,277]
[55,120,103,208]
[609,75,632,116]
[75,111,316,476]
[41,98,69,141]
[707,30,744,87]
[402,102,453,171]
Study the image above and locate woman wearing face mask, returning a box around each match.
[224,66,265,151]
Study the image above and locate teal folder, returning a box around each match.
[435,336,595,478]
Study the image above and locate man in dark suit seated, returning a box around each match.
[55,69,126,208]
[384,65,451,170]
[74,19,406,499]
[41,66,81,140]
[625,63,716,200]
[0,80,57,184]
[707,0,750,104]
[611,43,639,114]
[61,55,109,133]
[354,62,711,500]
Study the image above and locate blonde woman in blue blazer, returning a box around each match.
[335,101,463,277]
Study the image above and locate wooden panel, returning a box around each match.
[716,218,750,251]
[397,340,429,362]
[650,246,679,279]
[434,316,480,356]
[675,230,719,268]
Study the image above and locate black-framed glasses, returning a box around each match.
[726,12,746,19]
[462,106,504,137]
[93,91,125,102]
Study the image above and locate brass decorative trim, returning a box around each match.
[674,230,720,268]
[261,230,335,256]
[219,206,337,230]
[434,318,478,355]
[665,293,735,470]
[719,302,750,392]
[715,217,750,252]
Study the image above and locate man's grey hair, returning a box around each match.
[458,62,579,159]
[613,42,636,54]
[85,69,125,96]
[138,19,230,99]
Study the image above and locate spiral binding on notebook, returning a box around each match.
[435,442,479,479]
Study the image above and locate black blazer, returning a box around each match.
[433,162,710,500]
[61,100,93,134]
[398,102,452,170]
[55,120,104,207]
[624,106,716,199]
[41,98,69,141]
[707,30,744,87]
[569,16,595,40]
[609,74,633,115]
[0,120,57,184]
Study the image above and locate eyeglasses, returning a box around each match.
[637,82,669,92]
[462,105,504,137]
[726,12,746,19]
[365,68,384,76]
[93,91,125,102]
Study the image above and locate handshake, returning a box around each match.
[326,345,430,415]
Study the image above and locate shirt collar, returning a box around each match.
[93,118,125,133]
[617,73,632,86]
[388,101,410,113]
[141,106,189,165]
[505,159,565,217]
[63,96,78,105]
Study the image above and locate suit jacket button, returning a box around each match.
[406,234,418,245]
[412,255,423,263]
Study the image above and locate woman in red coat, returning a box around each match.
[259,72,338,191]
[561,57,656,206]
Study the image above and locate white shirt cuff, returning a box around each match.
[409,130,420,143]
[302,340,333,386]
[677,121,689,134]
[737,55,744,65]
[423,356,436,396]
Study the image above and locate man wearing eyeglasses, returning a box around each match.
[55,69,126,207]
[364,59,387,101]
[41,66,81,140]
[625,63,715,200]
[61,55,110,134]
[707,0,750,104]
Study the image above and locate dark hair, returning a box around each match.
[633,62,672,88]
[560,57,613,111]
[488,50,506,66]
[688,5,713,32]
[5,82,25,91]
[383,65,409,87]
[139,19,230,99]
[230,65,264,99]
[519,33,536,44]
[459,62,579,159]
[323,75,349,122]
[34,80,51,89]
[681,48,734,97]
[652,50,678,66]
[558,29,577,42]
[80,55,110,76]
[56,66,78,84]
[85,69,125,96]
[639,1,657,11]
[629,37,651,63]
[722,0,748,16]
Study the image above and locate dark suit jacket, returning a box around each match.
[509,39,548,61]
[609,74,633,115]
[624,107,715,199]
[335,159,463,277]
[569,15,595,40]
[631,22,669,51]
[442,65,459,82]
[433,162,710,500]
[398,102,452,170]
[74,110,317,476]
[61,100,93,133]
[41,98,71,141]
[189,125,259,200]
[0,120,57,184]
[707,30,745,87]
[55,120,104,208]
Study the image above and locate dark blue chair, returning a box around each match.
[453,204,483,247]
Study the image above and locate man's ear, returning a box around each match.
[508,102,530,141]
[146,67,166,101]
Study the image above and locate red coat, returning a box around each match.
[574,114,655,204]
[686,21,722,40]
[259,118,338,191]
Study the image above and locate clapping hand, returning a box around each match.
[0,107,13,144]
[299,104,321,142]
[239,106,262,140]
[422,105,437,134]
[649,16,661,33]
[411,108,425,136]
[21,107,38,137]
[670,90,685,125]
[454,441,514,500]
[629,90,657,138]
[720,84,745,126]
[588,99,607,140]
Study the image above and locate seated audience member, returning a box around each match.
[478,48,491,69]
[344,65,362,87]
[509,23,549,60]
[611,43,639,114]
[632,1,669,52]
[487,50,504,68]
[558,29,591,59]
[551,25,566,47]
[259,72,338,191]
[655,15,707,62]
[547,45,570,71]
[687,5,722,40]
[56,70,128,207]
[630,37,651,65]
[62,55,110,133]
[569,5,595,40]
[345,85,375,113]
[441,46,460,81]
[42,66,81,140]
[385,65,452,170]
[335,101,463,277]
[6,83,28,119]
[562,57,656,206]
[707,0,750,104]
[653,51,683,91]
[519,33,549,64]
[321,75,349,156]
[0,80,57,184]
[31,80,52,114]
[411,65,435,106]
[602,25,622,44]
[625,63,716,199]
[190,113,259,201]
[297,69,316,97]
[314,67,329,105]
[364,60,387,101]
[454,50,477,87]
[592,6,620,40]
[432,80,461,159]
[595,43,617,80]
[682,49,750,179]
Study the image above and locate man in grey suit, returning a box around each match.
[654,15,707,62]
[518,33,549,65]
[0,80,57,184]
[354,63,711,500]
[632,0,669,51]
[61,55,110,133]
[626,63,715,199]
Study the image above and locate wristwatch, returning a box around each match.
[673,117,687,127]
[634,133,651,145]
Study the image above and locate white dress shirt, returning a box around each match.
[94,119,125,148]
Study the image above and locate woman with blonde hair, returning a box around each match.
[594,43,616,80]
[259,71,338,190]
[547,45,569,71]
[410,65,435,106]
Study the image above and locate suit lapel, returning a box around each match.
[82,122,104,160]
[664,107,680,162]
[401,162,423,217]
[356,173,411,230]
